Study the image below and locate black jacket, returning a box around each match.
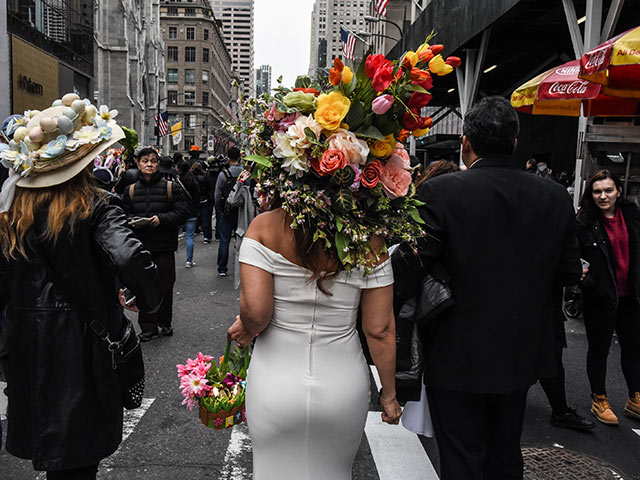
[392,157,582,394]
[0,193,161,471]
[577,202,640,306]
[121,171,190,252]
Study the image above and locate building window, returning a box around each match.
[202,91,209,106]
[186,27,195,40]
[204,29,209,40]
[185,46,196,62]
[202,70,209,83]
[185,136,195,150]
[185,91,195,106]
[167,7,178,15]
[184,69,196,84]
[168,46,178,62]
[168,90,178,105]
[168,26,177,39]
[203,48,209,63]
[185,8,196,16]
[167,68,178,84]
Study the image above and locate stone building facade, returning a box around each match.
[94,0,165,148]
[255,64,271,96]
[209,0,254,97]
[161,0,232,153]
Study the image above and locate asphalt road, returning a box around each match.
[1,234,640,479]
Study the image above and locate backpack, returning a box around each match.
[219,168,238,217]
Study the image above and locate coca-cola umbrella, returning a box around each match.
[510,60,639,117]
[579,26,640,98]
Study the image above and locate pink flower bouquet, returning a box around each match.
[177,339,250,430]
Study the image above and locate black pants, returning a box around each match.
[47,464,99,479]
[138,251,175,333]
[583,295,640,397]
[427,388,529,480]
[540,289,568,415]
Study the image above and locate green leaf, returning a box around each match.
[408,207,425,224]
[336,216,344,232]
[413,199,426,207]
[335,231,349,263]
[295,76,312,88]
[403,84,429,93]
[244,155,272,167]
[354,125,384,140]
[343,74,357,96]
[276,75,283,84]
[355,45,373,83]
[344,100,366,131]
[304,127,318,142]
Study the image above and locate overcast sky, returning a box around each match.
[254,0,316,88]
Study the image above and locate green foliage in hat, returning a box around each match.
[120,126,139,159]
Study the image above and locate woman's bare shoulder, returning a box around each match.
[244,209,287,244]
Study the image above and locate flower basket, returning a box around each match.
[177,339,251,430]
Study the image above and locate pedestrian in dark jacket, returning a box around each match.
[392,97,582,480]
[214,146,243,276]
[0,104,161,479]
[121,147,190,341]
[577,169,640,425]
[192,162,213,243]
[177,159,201,268]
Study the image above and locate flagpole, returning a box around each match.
[156,95,161,149]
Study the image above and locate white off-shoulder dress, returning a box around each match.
[239,237,394,480]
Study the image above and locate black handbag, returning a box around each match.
[27,232,145,409]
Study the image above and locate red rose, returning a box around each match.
[361,159,384,188]
[408,92,433,109]
[312,149,347,176]
[372,63,394,92]
[402,109,423,131]
[365,54,390,79]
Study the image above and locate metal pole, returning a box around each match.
[156,95,160,149]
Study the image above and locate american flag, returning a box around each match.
[340,28,356,61]
[154,111,170,136]
[374,0,389,16]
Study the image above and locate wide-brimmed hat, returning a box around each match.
[0,94,124,189]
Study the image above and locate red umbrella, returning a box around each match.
[579,26,640,98]
[511,60,639,117]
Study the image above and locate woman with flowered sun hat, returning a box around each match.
[0,94,161,479]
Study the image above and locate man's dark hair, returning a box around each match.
[136,147,158,160]
[227,146,241,162]
[462,96,519,157]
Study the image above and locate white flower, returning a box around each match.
[99,105,118,123]
[281,154,310,178]
[286,115,322,151]
[73,125,101,145]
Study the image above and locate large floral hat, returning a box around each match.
[225,37,460,272]
[0,93,124,196]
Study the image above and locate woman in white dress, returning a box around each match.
[228,208,402,479]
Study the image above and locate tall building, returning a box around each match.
[255,64,271,96]
[94,0,165,147]
[6,0,93,114]
[365,0,413,56]
[161,0,233,153]
[209,0,254,97]
[308,0,369,78]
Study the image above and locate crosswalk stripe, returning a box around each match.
[633,429,640,437]
[219,423,252,479]
[0,381,7,421]
[367,367,439,479]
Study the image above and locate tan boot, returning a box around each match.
[624,392,640,420]
[591,394,619,425]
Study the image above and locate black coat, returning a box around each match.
[392,157,582,394]
[577,202,640,306]
[0,193,161,471]
[121,171,190,252]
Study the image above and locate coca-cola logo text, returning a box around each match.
[585,49,607,70]
[548,81,590,96]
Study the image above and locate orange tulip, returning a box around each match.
[410,68,431,82]
[401,51,419,70]
[334,57,344,72]
[430,44,444,55]
[397,129,410,142]
[418,49,434,64]
[446,56,462,68]
[329,67,342,86]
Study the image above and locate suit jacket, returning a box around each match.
[392,156,582,394]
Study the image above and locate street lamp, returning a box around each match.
[364,15,403,39]
[358,31,398,42]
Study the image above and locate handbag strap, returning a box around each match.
[25,230,124,354]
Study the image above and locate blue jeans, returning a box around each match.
[217,216,234,273]
[185,217,197,262]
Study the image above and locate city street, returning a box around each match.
[2,235,640,479]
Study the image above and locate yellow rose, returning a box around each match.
[370,133,395,158]
[342,66,354,84]
[315,92,351,132]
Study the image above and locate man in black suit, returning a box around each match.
[392,96,582,480]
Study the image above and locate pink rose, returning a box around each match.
[328,128,370,165]
[389,143,410,168]
[372,94,394,115]
[277,113,299,132]
[380,159,412,199]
